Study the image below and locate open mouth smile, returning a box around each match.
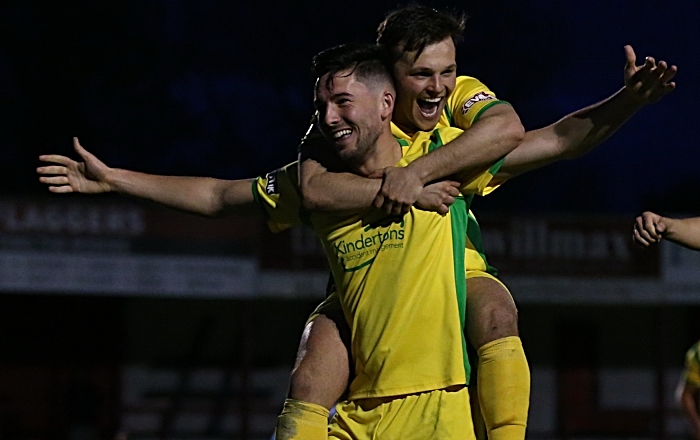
[417,97,443,118]
[332,128,353,140]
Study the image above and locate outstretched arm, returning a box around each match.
[633,211,700,250]
[495,45,677,181]
[37,137,258,217]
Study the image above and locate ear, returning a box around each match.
[380,88,395,120]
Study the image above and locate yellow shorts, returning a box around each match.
[307,271,510,325]
[465,270,507,290]
[464,270,514,305]
[329,386,475,440]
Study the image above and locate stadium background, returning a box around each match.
[0,0,698,438]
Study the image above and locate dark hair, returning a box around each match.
[311,43,394,90]
[376,4,466,62]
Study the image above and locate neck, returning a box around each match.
[392,118,417,137]
[353,130,402,176]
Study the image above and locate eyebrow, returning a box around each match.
[332,92,353,100]
[314,92,353,108]
[409,64,457,73]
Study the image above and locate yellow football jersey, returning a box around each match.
[440,75,510,131]
[684,340,700,388]
[391,76,510,277]
[307,126,502,399]
[442,75,509,276]
[254,165,499,277]
[253,162,304,233]
[257,75,506,275]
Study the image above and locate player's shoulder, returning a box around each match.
[691,340,700,354]
[400,127,464,161]
[686,340,700,362]
[456,75,486,87]
[258,160,300,195]
[444,76,501,127]
[434,125,464,144]
[454,75,494,93]
[262,160,298,179]
[280,160,299,175]
[691,340,700,352]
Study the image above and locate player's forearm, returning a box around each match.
[552,87,645,158]
[301,170,381,211]
[107,168,255,216]
[406,104,524,184]
[497,87,646,180]
[663,217,700,250]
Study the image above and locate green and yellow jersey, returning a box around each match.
[254,161,498,275]
[442,75,509,275]
[252,161,302,233]
[439,75,509,131]
[257,126,502,399]
[684,340,700,389]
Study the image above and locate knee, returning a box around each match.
[289,364,317,402]
[487,300,519,335]
[289,360,347,410]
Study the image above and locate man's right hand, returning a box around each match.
[415,180,460,215]
[37,137,113,194]
[633,211,666,247]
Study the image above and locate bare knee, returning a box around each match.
[288,314,350,409]
[467,277,519,349]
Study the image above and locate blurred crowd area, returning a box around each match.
[0,0,698,213]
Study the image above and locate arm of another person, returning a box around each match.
[300,105,523,215]
[298,136,383,212]
[494,45,676,182]
[299,135,460,215]
[633,211,700,250]
[37,137,259,217]
[376,103,524,214]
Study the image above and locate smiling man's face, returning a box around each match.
[391,37,457,134]
[314,70,385,167]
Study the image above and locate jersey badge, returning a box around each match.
[462,92,496,114]
[265,170,278,195]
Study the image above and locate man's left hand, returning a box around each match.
[623,45,677,104]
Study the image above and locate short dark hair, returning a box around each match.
[311,43,394,90]
[376,4,466,62]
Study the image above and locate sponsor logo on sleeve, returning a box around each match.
[461,92,496,115]
[265,170,278,195]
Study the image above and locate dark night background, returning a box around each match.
[1,0,698,215]
[0,2,698,438]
